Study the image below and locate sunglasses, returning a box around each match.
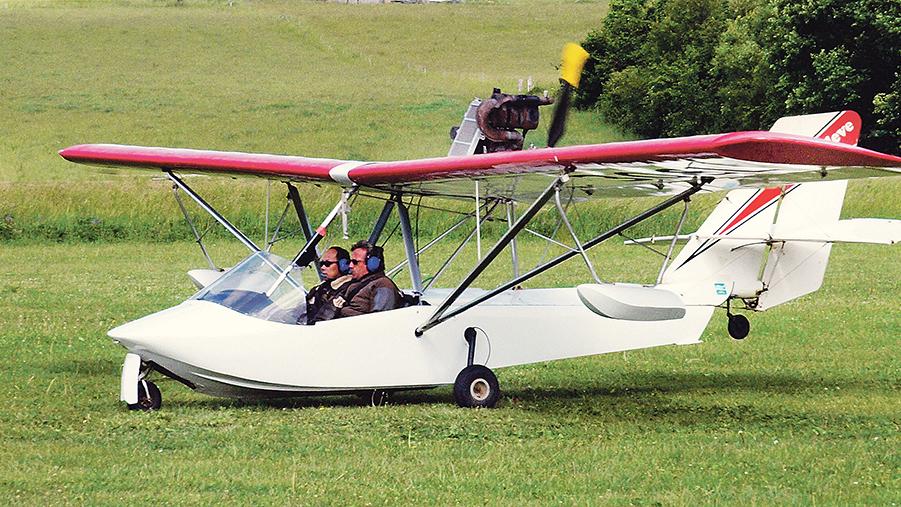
[319,260,338,267]
[350,259,364,265]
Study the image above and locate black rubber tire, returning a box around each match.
[453,365,500,408]
[728,313,751,340]
[128,380,162,411]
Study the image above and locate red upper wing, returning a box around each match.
[60,132,901,199]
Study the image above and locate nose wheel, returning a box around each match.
[128,380,162,411]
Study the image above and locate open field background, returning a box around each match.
[1,239,898,504]
[1,0,899,504]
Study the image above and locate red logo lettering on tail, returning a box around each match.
[818,110,861,146]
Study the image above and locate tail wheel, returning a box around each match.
[453,365,500,408]
[728,313,751,340]
[128,380,162,411]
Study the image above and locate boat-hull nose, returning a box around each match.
[107,302,197,351]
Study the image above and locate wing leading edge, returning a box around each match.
[60,131,901,200]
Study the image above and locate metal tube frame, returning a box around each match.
[287,183,323,281]
[423,200,500,291]
[172,185,216,269]
[656,199,691,284]
[474,181,482,260]
[416,173,571,336]
[506,200,519,279]
[554,187,601,284]
[266,187,358,297]
[415,178,711,336]
[265,201,291,252]
[395,194,424,293]
[386,200,494,278]
[166,171,260,253]
[368,197,396,245]
[523,228,578,251]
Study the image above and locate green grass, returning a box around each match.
[0,239,898,504]
[1,1,900,504]
[0,0,616,182]
[0,0,629,242]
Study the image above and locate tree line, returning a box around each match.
[574,0,899,154]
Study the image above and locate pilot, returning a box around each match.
[338,240,402,317]
[304,246,353,325]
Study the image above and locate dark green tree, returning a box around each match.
[576,0,900,153]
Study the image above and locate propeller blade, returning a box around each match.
[547,43,590,148]
[546,84,572,148]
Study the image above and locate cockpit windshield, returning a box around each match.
[192,251,308,325]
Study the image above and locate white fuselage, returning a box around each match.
[110,287,715,398]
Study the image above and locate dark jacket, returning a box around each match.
[305,274,353,324]
[338,272,402,318]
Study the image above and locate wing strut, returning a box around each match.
[166,171,260,253]
[266,186,359,297]
[286,183,324,281]
[415,177,713,336]
[172,184,216,269]
[395,194,424,293]
[416,171,573,336]
[368,197,396,245]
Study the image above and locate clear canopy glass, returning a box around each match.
[192,251,308,325]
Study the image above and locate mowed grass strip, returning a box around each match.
[0,0,627,242]
[0,0,616,183]
[0,238,898,504]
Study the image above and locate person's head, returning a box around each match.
[319,246,350,280]
[350,240,384,279]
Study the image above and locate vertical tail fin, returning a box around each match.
[662,181,848,309]
[769,110,861,146]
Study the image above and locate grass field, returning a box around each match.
[1,0,624,241]
[1,0,900,504]
[0,239,898,504]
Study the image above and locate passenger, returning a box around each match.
[304,246,353,325]
[338,240,402,317]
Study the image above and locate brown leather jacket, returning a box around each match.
[337,272,402,318]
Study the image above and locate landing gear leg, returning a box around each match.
[726,299,750,340]
[453,327,500,408]
[121,353,162,411]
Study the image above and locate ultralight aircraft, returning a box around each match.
[60,45,901,410]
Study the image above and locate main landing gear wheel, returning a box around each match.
[453,365,500,408]
[128,380,162,411]
[728,313,750,340]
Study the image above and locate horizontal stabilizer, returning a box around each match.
[785,218,900,245]
[626,219,900,246]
